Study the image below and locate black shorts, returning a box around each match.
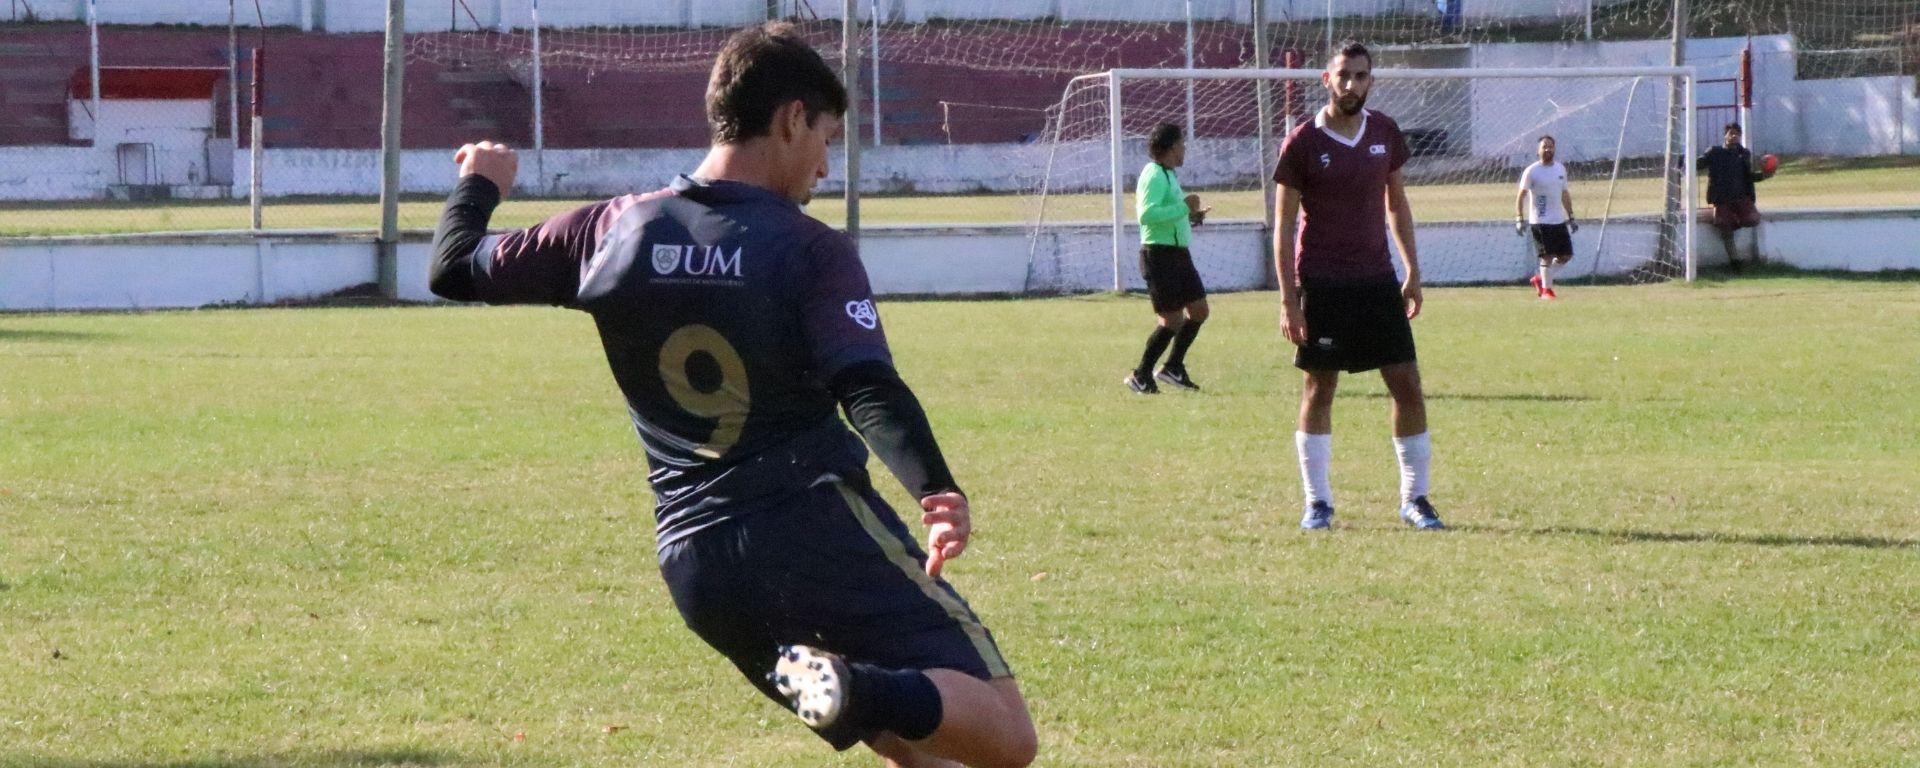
[1294,277,1418,373]
[1140,244,1207,313]
[1530,223,1573,260]
[659,480,1011,750]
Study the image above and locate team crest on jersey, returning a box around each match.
[845,299,879,330]
[651,245,682,275]
[1369,144,1387,156]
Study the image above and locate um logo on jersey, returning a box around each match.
[651,244,745,278]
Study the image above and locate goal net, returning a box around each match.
[1023,65,1698,294]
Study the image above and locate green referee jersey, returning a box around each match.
[1135,161,1192,247]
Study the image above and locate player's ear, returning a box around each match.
[776,99,807,142]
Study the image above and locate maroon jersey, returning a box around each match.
[1273,109,1411,285]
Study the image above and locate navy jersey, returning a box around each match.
[461,176,893,546]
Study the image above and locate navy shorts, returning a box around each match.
[1293,277,1418,373]
[659,480,1011,749]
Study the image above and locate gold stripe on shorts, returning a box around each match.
[834,482,1012,679]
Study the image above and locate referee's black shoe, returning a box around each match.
[1124,371,1159,394]
[1155,366,1200,392]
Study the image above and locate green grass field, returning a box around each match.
[5,275,1919,766]
[3,156,1916,237]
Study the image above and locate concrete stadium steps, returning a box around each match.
[0,35,84,145]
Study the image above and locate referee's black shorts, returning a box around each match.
[1139,244,1207,313]
[1293,276,1417,373]
[1530,223,1574,260]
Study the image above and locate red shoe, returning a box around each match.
[1543,287,1558,300]
[1528,273,1544,296]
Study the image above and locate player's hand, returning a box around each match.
[1402,278,1424,319]
[1188,207,1212,226]
[454,141,518,200]
[920,492,971,578]
[1515,218,1526,236]
[1280,296,1307,346]
[1567,219,1580,234]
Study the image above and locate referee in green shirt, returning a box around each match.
[1125,122,1211,394]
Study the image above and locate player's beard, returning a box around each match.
[1335,92,1366,116]
[1542,149,1555,164]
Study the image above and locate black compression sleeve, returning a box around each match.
[428,175,503,302]
[829,361,962,500]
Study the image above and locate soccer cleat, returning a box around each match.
[772,645,850,729]
[1300,500,1335,530]
[1124,372,1160,395]
[1398,496,1446,530]
[1154,366,1200,391]
[1542,287,1558,300]
[1528,273,1544,297]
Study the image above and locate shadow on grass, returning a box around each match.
[1690,263,1920,285]
[1347,391,1594,403]
[1458,524,1920,551]
[22,748,459,768]
[0,328,106,342]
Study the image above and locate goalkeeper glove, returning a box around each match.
[1568,220,1580,234]
[1515,218,1526,236]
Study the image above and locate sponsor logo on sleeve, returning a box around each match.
[845,299,879,330]
[1369,144,1387,156]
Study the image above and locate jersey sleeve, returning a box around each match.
[1518,164,1535,191]
[1274,129,1308,189]
[466,198,625,306]
[799,230,894,379]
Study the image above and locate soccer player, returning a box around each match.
[1514,135,1578,299]
[426,23,1036,768]
[1125,122,1211,394]
[1273,41,1444,531]
[1699,122,1774,271]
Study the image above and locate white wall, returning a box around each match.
[68,99,217,187]
[6,210,1915,310]
[1768,75,1919,157]
[0,147,112,200]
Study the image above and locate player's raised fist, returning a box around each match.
[454,141,518,200]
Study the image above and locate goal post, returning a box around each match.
[1027,65,1697,294]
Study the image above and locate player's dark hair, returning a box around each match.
[706,22,848,145]
[1538,134,1555,144]
[1724,121,1742,134]
[1148,123,1183,156]
[1334,40,1372,66]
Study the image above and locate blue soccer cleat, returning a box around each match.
[1398,496,1446,530]
[1300,500,1335,530]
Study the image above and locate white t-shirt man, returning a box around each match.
[1518,161,1570,225]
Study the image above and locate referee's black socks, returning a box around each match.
[1137,325,1177,379]
[1165,319,1204,371]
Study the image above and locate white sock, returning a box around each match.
[1393,432,1432,503]
[1538,264,1553,291]
[1295,431,1333,506]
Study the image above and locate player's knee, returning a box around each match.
[1185,304,1210,323]
[984,721,1038,768]
[1156,313,1186,330]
